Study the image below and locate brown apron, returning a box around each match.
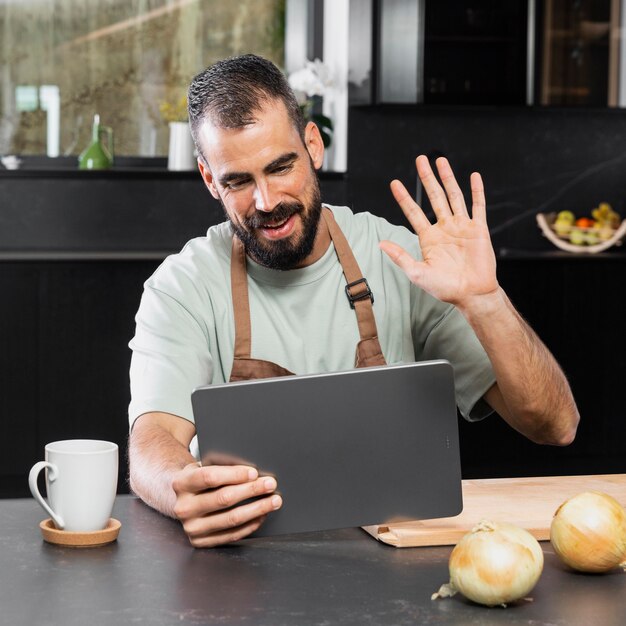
[229,207,387,382]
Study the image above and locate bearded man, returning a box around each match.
[128,54,579,548]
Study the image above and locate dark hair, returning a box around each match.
[188,54,305,160]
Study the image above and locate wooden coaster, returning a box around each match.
[39,518,121,548]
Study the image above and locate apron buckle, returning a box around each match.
[345,278,374,309]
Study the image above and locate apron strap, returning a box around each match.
[230,236,253,359]
[321,208,379,342]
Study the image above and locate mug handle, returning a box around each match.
[28,461,65,529]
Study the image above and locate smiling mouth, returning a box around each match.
[262,217,290,229]
[258,214,297,239]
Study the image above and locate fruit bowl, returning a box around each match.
[536,212,626,253]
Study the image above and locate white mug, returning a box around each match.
[29,439,118,532]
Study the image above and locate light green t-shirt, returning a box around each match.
[129,205,496,435]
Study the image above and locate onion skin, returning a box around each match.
[550,491,626,573]
[447,521,544,607]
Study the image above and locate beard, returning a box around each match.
[224,173,323,271]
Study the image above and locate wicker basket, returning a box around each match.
[536,212,626,253]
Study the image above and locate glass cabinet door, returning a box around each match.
[539,0,619,106]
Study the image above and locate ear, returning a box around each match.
[197,157,220,200]
[304,121,325,170]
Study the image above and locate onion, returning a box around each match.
[550,491,626,573]
[432,520,544,607]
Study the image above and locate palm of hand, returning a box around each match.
[416,216,498,305]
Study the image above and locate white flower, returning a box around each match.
[288,59,334,103]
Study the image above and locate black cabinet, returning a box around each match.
[423,0,529,105]
[0,260,161,497]
[374,0,531,105]
[460,254,626,479]
[0,266,39,492]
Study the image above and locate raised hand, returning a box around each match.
[380,155,499,309]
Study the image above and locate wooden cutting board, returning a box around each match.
[362,474,626,547]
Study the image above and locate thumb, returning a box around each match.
[379,240,426,285]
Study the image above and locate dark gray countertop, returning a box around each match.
[2,495,626,625]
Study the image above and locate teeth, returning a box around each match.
[265,217,289,229]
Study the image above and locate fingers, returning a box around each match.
[184,494,282,548]
[194,475,280,515]
[188,515,268,548]
[470,171,487,224]
[415,155,453,220]
[389,179,431,234]
[173,463,258,495]
[172,463,283,548]
[434,157,468,217]
[402,156,482,222]
[173,466,278,516]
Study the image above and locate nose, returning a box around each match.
[252,179,277,213]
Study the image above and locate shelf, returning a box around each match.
[0,156,347,180]
[0,167,199,180]
[497,247,626,260]
[0,166,346,181]
[425,36,515,44]
[546,87,591,97]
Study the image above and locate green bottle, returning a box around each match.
[78,114,114,169]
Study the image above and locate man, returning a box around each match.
[128,54,579,548]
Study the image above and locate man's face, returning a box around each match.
[197,100,325,270]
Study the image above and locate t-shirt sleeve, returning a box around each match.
[387,222,496,422]
[419,304,496,421]
[128,284,213,430]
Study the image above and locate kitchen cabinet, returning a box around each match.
[539,0,620,106]
[375,0,532,105]
[461,252,626,479]
[422,0,530,105]
[362,0,626,107]
[0,260,158,497]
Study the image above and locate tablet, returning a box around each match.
[191,360,463,537]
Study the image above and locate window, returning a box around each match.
[0,0,285,157]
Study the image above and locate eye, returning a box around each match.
[225,178,250,191]
[271,163,294,175]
